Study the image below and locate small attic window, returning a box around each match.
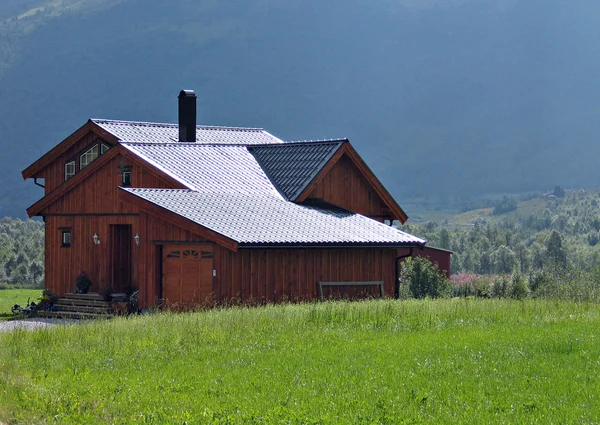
[80,145,99,170]
[61,229,71,247]
[122,170,132,187]
[65,160,76,181]
[101,143,111,154]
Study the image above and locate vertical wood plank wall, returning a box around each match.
[213,247,398,304]
[42,153,183,298]
[306,154,391,220]
[42,132,112,194]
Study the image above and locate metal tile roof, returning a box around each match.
[249,141,345,200]
[92,119,283,145]
[122,188,426,246]
[121,143,281,197]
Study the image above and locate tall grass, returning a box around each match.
[1,299,599,424]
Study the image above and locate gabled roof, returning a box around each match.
[120,188,425,247]
[249,140,345,200]
[92,119,283,145]
[121,143,281,197]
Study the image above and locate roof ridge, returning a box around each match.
[91,118,265,132]
[284,138,349,144]
[120,142,267,147]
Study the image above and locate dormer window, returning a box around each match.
[65,161,76,181]
[80,145,99,170]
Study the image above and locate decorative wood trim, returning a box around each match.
[295,142,409,223]
[44,213,140,217]
[22,120,118,179]
[118,188,238,252]
[294,144,347,201]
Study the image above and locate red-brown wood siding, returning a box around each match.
[397,246,452,278]
[41,150,184,299]
[212,247,397,304]
[305,154,392,221]
[44,215,139,297]
[41,131,115,194]
[41,153,181,215]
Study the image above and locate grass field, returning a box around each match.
[0,289,40,319]
[0,299,599,424]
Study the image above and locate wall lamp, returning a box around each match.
[93,233,100,245]
[134,233,140,246]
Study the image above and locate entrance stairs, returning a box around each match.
[38,293,113,320]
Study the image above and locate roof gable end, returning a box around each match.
[248,140,346,200]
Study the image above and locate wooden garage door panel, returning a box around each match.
[162,244,214,307]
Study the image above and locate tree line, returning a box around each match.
[0,217,44,288]
[401,190,600,276]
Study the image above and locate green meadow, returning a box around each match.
[0,299,599,424]
[0,289,40,320]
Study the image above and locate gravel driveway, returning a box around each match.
[0,318,77,332]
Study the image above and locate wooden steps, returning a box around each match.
[38,292,114,320]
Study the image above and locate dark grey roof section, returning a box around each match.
[92,119,283,145]
[249,140,345,200]
[122,188,426,247]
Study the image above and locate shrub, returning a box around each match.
[510,275,529,299]
[400,257,450,299]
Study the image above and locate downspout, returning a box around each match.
[34,178,45,189]
[395,247,414,299]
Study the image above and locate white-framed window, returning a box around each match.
[80,145,99,170]
[65,160,76,180]
[122,170,132,187]
[61,230,71,247]
[101,143,111,154]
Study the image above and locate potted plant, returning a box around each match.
[75,271,93,294]
[38,289,57,310]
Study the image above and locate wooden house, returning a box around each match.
[22,90,449,308]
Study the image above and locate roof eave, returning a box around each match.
[238,241,426,249]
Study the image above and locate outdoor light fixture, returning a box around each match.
[93,233,100,245]
[134,233,140,246]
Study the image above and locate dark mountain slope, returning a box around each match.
[2,0,600,217]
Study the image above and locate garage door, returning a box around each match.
[162,245,214,306]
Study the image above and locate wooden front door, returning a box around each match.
[111,225,132,292]
[162,244,214,307]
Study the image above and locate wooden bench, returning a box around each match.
[317,281,384,300]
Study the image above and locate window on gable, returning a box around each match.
[122,170,132,187]
[80,145,99,170]
[101,143,111,154]
[65,161,76,181]
[61,229,71,247]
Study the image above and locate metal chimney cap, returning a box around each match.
[179,90,196,98]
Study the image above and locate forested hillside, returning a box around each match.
[0,217,44,288]
[403,189,600,275]
[2,0,600,217]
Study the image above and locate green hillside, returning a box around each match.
[3,0,600,217]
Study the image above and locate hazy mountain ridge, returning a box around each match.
[2,0,600,217]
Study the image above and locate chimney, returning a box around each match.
[178,89,197,142]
